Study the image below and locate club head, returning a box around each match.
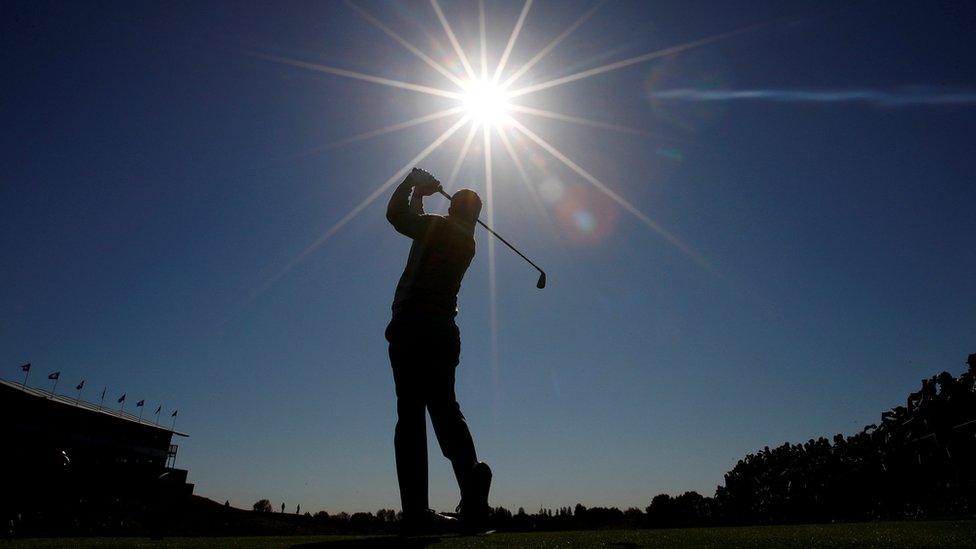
[536,272,546,289]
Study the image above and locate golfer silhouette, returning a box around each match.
[385,168,492,534]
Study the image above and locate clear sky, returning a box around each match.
[3,0,975,514]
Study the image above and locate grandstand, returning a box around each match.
[0,379,192,534]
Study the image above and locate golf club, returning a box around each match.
[437,188,547,289]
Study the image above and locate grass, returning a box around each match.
[9,520,976,548]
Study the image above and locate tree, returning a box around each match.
[375,509,397,523]
[252,499,273,513]
[493,506,513,520]
[624,507,644,527]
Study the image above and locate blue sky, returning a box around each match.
[3,0,975,513]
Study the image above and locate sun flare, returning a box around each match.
[256,0,728,292]
[460,78,511,127]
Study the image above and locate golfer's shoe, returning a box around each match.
[458,461,492,531]
[399,509,456,536]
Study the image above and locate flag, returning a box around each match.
[171,410,178,417]
[136,400,145,407]
[76,379,85,391]
[155,405,162,414]
[118,393,126,403]
[21,363,31,372]
[48,371,60,380]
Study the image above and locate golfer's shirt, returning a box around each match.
[388,188,475,318]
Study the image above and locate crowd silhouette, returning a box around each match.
[716,352,976,524]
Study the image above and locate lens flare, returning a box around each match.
[556,186,618,244]
[572,209,597,233]
[538,177,565,204]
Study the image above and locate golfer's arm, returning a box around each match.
[409,190,425,215]
[386,180,424,237]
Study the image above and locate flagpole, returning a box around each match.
[51,377,59,394]
[22,365,31,388]
[98,388,106,410]
[139,405,145,421]
[154,405,162,425]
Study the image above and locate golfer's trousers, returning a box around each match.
[386,311,478,515]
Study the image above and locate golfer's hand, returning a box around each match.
[408,168,442,197]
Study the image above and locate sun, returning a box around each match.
[460,78,511,127]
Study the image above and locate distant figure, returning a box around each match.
[385,168,492,533]
[281,502,285,514]
[908,378,936,411]
[936,371,960,399]
[963,353,976,390]
[296,504,301,515]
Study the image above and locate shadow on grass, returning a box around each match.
[292,535,444,548]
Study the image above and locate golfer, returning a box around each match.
[385,167,492,533]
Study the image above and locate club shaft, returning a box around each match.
[438,189,545,276]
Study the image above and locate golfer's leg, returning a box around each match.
[394,395,428,515]
[429,387,478,488]
[389,327,429,516]
[427,324,478,488]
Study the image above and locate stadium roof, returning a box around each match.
[0,378,188,437]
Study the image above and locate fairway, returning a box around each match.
[9,521,976,548]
